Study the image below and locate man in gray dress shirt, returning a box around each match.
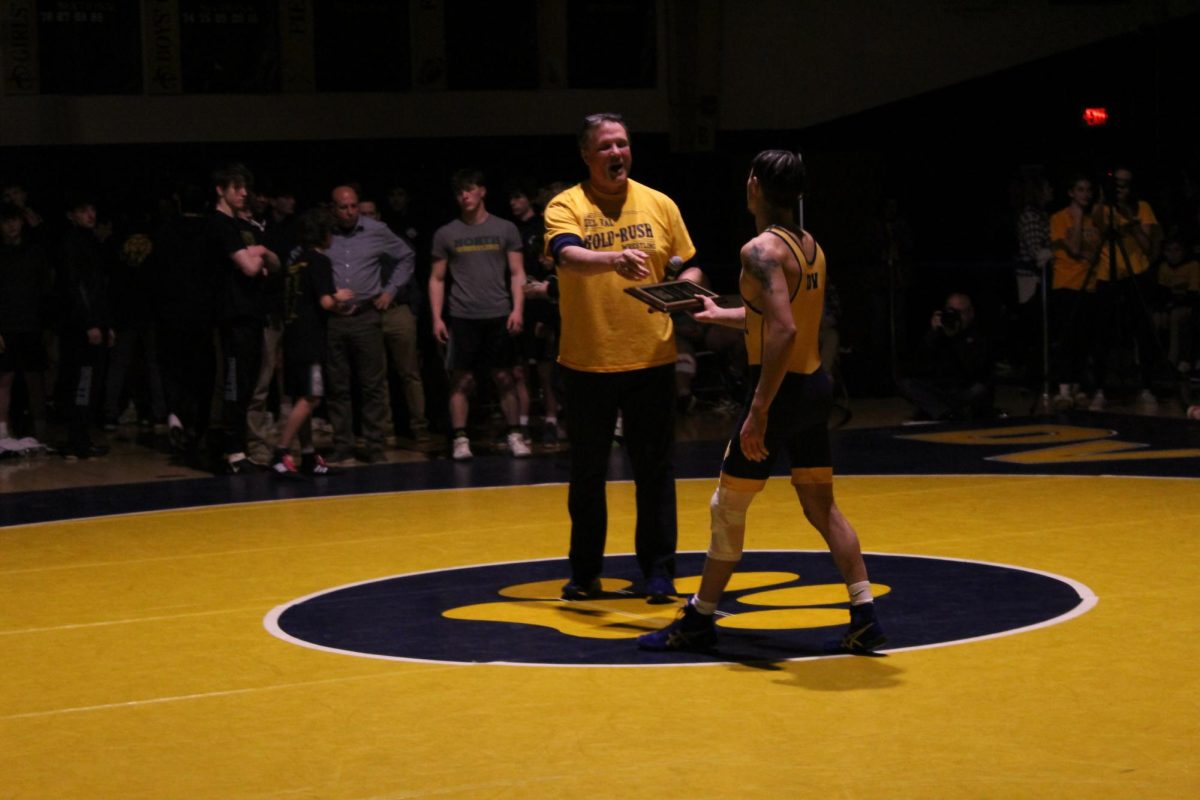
[325,185,415,463]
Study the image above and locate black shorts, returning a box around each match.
[283,360,325,399]
[720,368,833,488]
[448,316,517,372]
[0,330,48,373]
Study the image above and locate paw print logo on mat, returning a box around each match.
[267,551,1094,666]
[442,573,891,639]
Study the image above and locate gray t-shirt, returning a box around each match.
[431,215,522,319]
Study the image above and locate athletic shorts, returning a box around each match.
[283,360,325,399]
[720,368,833,488]
[447,316,516,372]
[0,330,48,373]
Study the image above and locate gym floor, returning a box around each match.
[2,391,1198,798]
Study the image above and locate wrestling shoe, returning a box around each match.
[636,603,718,651]
[560,578,603,600]
[301,452,339,476]
[644,576,677,605]
[271,452,304,480]
[841,602,887,653]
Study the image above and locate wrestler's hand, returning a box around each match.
[740,409,769,462]
[507,309,523,335]
[691,295,723,323]
[612,248,649,280]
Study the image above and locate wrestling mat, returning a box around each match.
[2,413,1197,798]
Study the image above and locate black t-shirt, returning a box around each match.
[0,241,52,332]
[262,215,300,318]
[283,247,335,364]
[205,211,264,322]
[155,214,219,327]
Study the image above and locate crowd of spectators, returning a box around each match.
[3,155,1199,471]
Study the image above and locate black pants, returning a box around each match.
[562,363,677,583]
[1093,273,1160,389]
[159,321,215,441]
[220,319,263,457]
[60,331,104,452]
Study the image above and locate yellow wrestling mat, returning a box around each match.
[2,475,1197,798]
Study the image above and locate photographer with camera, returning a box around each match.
[898,291,995,422]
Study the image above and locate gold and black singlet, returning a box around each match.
[742,225,825,375]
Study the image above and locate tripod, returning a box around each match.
[1079,172,1179,408]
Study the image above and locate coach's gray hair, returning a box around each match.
[578,113,628,151]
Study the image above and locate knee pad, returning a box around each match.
[708,485,755,562]
[676,352,697,376]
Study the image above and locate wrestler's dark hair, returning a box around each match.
[750,150,805,209]
[212,162,254,190]
[578,112,628,151]
[300,207,335,248]
[451,169,486,192]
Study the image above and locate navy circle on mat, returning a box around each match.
[265,551,1094,666]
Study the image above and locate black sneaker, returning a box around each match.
[841,602,887,653]
[636,603,718,651]
[220,455,262,476]
[301,453,340,476]
[167,423,189,452]
[643,575,677,605]
[271,452,304,480]
[561,578,603,600]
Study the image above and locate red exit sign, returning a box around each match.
[1083,107,1109,127]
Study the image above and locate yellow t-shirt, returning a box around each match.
[1158,259,1200,297]
[1094,200,1157,279]
[544,179,696,372]
[1049,208,1100,291]
[743,226,825,375]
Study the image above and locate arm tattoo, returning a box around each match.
[745,242,780,291]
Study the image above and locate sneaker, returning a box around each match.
[271,452,303,479]
[644,576,677,605]
[507,431,531,458]
[220,454,261,475]
[1088,390,1106,411]
[1136,389,1158,413]
[102,418,119,432]
[167,423,189,451]
[1051,393,1073,412]
[636,603,718,651]
[452,436,473,461]
[301,452,339,476]
[541,421,559,446]
[841,602,887,653]
[561,578,603,600]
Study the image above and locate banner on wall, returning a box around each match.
[2,0,39,94]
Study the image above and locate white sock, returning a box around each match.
[519,415,529,427]
[544,416,557,426]
[848,581,873,606]
[690,595,717,615]
[167,413,183,429]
